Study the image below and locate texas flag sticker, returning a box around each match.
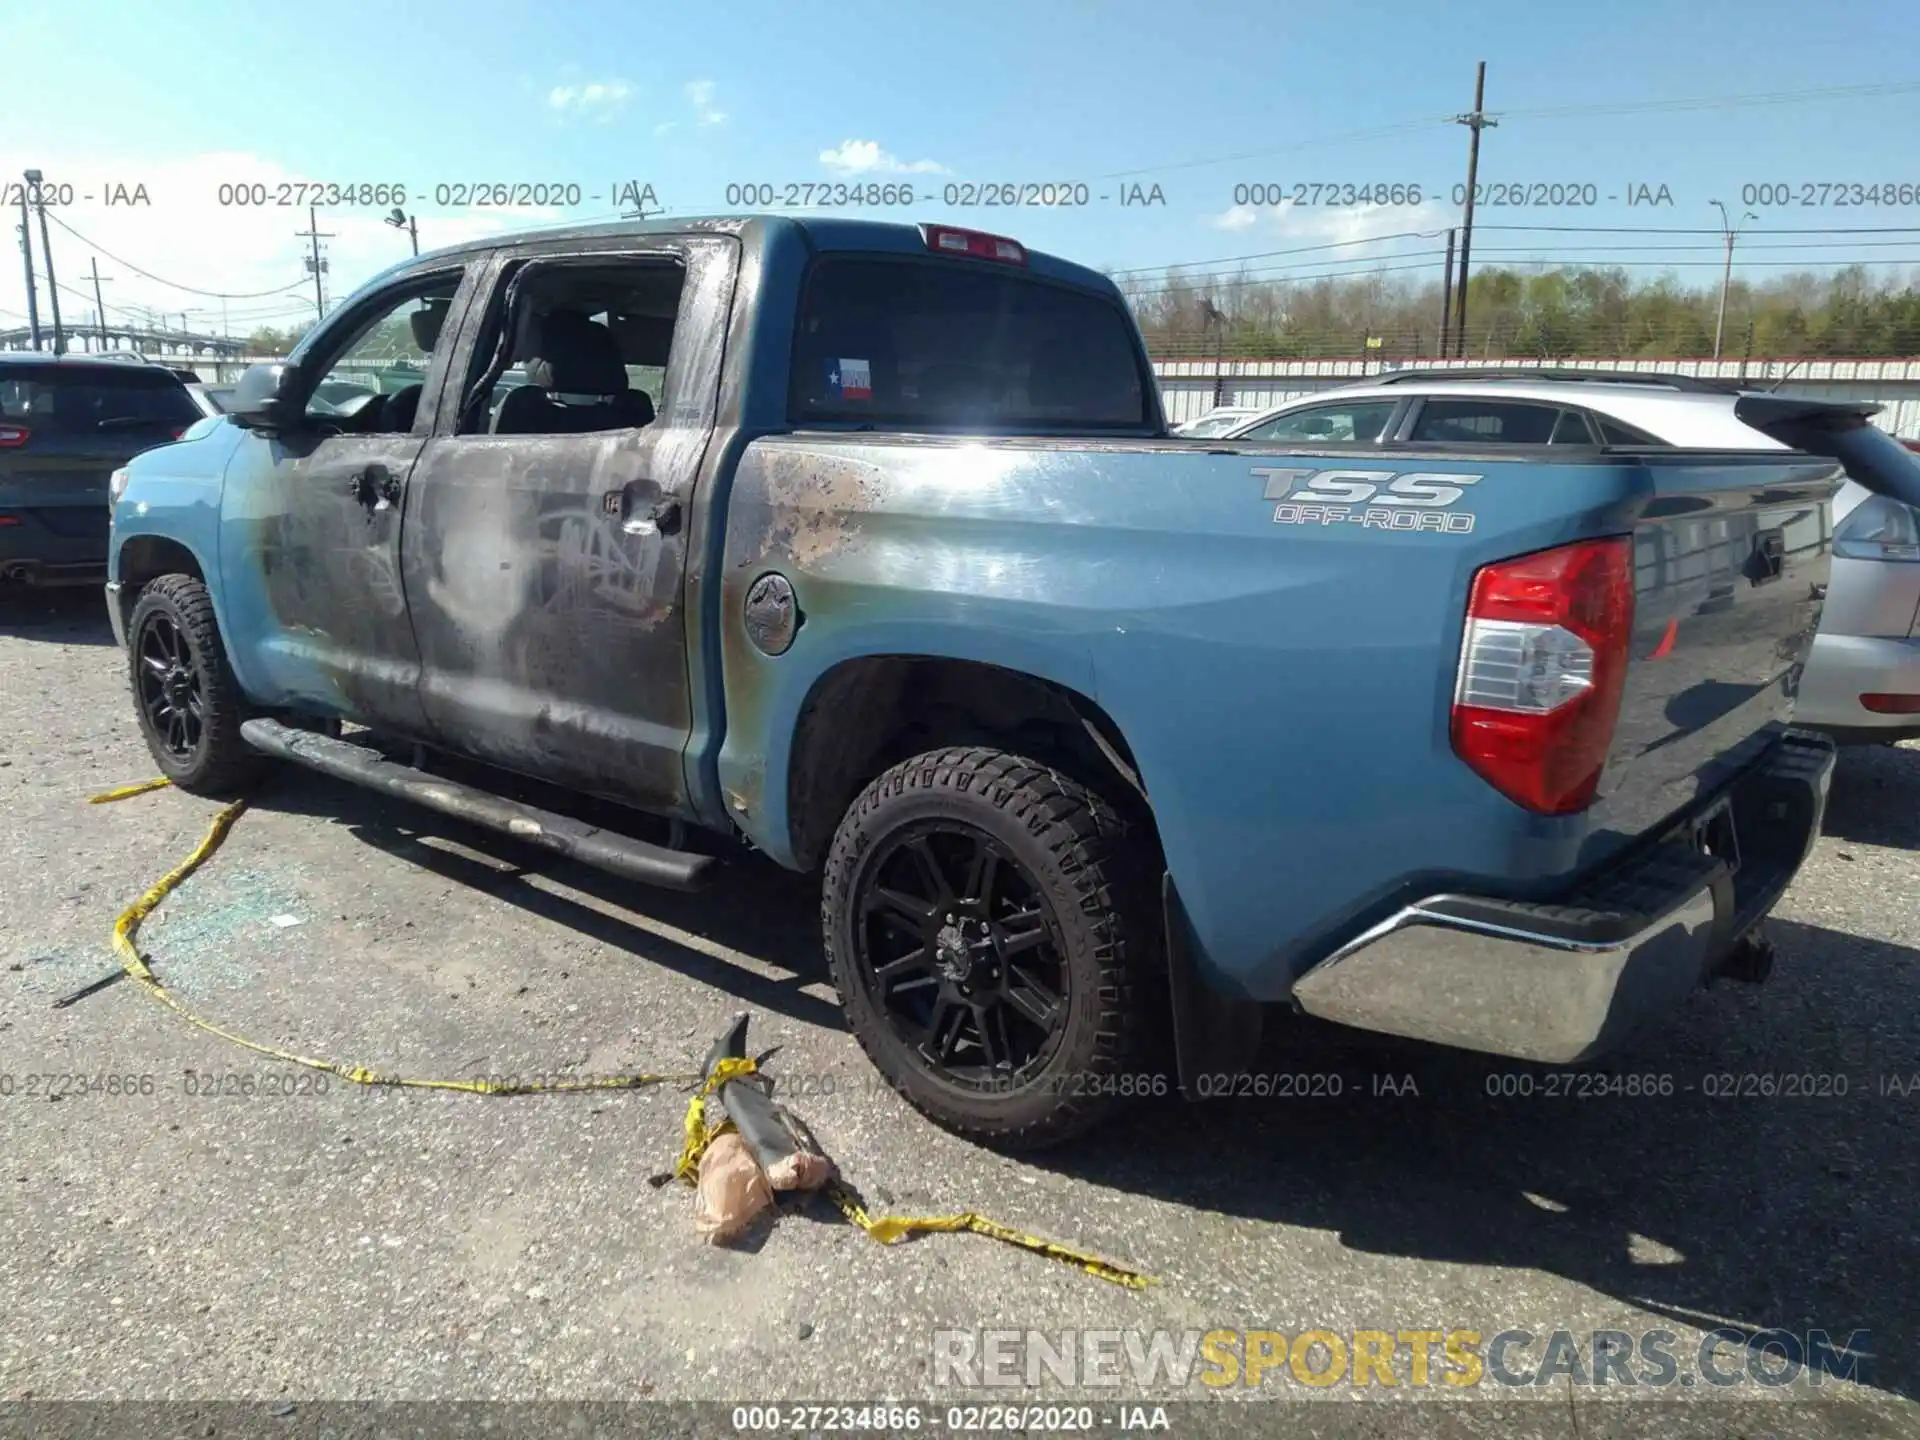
[828,357,872,401]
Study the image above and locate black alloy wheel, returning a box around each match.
[822,746,1158,1148]
[124,572,269,794]
[135,608,205,762]
[856,820,1071,1087]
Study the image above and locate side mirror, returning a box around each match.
[229,362,300,432]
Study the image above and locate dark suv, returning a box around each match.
[0,353,203,586]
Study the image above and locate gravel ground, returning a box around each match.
[1,588,1916,1438]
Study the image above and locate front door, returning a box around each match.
[218,266,475,733]
[400,236,737,816]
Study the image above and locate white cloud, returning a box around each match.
[817,139,948,176]
[684,79,727,127]
[1211,205,1261,233]
[653,121,679,138]
[0,152,565,344]
[547,80,633,120]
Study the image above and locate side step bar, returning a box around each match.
[239,718,716,891]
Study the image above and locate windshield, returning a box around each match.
[1180,413,1252,437]
[789,257,1151,430]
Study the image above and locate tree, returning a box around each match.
[1124,262,1920,361]
[245,324,311,356]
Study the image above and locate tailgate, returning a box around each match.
[1589,451,1841,843]
[0,438,134,534]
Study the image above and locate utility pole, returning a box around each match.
[1439,227,1456,359]
[1450,63,1495,358]
[89,256,112,352]
[25,170,65,355]
[1710,199,1756,361]
[15,180,41,350]
[296,205,333,321]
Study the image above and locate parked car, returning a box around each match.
[183,383,233,418]
[92,350,203,385]
[0,353,201,586]
[101,220,1920,1147]
[1172,405,1264,437]
[1217,371,1920,743]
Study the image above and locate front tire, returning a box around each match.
[821,746,1159,1148]
[126,573,268,795]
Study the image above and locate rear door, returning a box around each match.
[0,363,199,578]
[398,234,738,817]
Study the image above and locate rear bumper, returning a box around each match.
[1794,631,1920,742]
[0,506,109,586]
[1290,731,1836,1064]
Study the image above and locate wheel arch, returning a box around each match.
[113,534,209,635]
[780,654,1152,874]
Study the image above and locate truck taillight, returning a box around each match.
[1450,536,1636,815]
[919,223,1027,265]
[0,424,28,447]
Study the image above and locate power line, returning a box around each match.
[40,210,313,299]
[1094,81,1920,182]
[1493,80,1920,121]
[1100,118,1450,180]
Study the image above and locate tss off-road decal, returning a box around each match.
[1253,467,1483,534]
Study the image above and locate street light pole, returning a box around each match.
[16,181,41,350]
[1711,199,1757,361]
[25,170,65,355]
[386,208,418,255]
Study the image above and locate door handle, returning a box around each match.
[617,482,681,537]
[347,464,401,512]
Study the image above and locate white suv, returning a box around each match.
[1214,370,1920,743]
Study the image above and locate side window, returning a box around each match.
[1596,415,1667,446]
[304,275,461,434]
[460,256,685,436]
[1239,400,1397,443]
[1548,409,1597,445]
[1407,399,1563,445]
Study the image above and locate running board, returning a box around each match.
[239,718,715,891]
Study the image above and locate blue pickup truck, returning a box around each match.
[102,215,1920,1146]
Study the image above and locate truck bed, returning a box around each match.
[712,433,1842,997]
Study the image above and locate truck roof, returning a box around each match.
[387,213,1121,302]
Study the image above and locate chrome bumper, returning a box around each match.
[1291,732,1837,1064]
[104,581,127,648]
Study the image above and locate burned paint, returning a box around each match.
[752,447,886,571]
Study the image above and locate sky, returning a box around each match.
[3,0,1920,343]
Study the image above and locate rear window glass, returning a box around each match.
[788,258,1150,429]
[0,365,200,435]
[1595,415,1668,446]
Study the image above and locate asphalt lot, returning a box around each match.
[2,587,1917,1438]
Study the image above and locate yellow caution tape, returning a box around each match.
[88,776,176,803]
[828,1181,1155,1290]
[89,781,700,1095]
[672,1055,762,1182]
[666,1067,1154,1290]
[91,778,1155,1289]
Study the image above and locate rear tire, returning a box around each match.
[126,573,269,796]
[821,746,1160,1149]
